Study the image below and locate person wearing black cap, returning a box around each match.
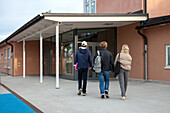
[74,41,92,96]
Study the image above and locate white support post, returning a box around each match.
[23,40,25,78]
[56,24,59,88]
[40,33,43,83]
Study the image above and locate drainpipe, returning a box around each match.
[5,40,14,76]
[136,24,148,81]
[144,0,147,14]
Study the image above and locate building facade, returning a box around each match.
[90,0,170,81]
[0,0,169,84]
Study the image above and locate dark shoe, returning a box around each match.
[82,93,87,96]
[77,89,82,95]
[101,95,104,99]
[105,91,109,98]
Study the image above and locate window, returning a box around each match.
[91,0,96,13]
[8,48,11,68]
[4,49,7,68]
[86,4,89,13]
[84,0,96,13]
[165,45,170,69]
[0,51,1,68]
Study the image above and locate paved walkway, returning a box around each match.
[0,74,170,113]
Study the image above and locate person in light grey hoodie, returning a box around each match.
[114,44,132,100]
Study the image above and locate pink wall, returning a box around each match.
[96,0,143,13]
[12,41,40,76]
[14,42,23,76]
[147,0,170,18]
[118,23,145,79]
[25,41,40,75]
[144,24,170,81]
[118,22,170,81]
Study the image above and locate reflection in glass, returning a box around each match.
[61,30,74,78]
[64,43,73,74]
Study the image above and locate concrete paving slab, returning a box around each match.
[0,74,170,113]
[0,85,10,94]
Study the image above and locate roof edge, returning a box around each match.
[42,13,148,17]
[136,15,170,29]
[0,14,44,45]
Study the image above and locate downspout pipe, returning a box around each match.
[136,24,148,81]
[145,0,147,14]
[5,40,14,76]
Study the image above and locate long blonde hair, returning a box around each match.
[121,44,129,53]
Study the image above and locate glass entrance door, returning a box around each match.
[77,42,100,79]
[43,37,56,76]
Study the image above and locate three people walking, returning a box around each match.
[74,41,132,100]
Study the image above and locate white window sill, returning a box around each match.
[164,66,170,69]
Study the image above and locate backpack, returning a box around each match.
[93,51,102,73]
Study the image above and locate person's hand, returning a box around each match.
[76,69,78,71]
[89,67,91,70]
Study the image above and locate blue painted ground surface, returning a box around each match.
[0,93,36,113]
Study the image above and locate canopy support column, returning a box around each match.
[56,24,59,88]
[23,40,25,78]
[40,33,43,83]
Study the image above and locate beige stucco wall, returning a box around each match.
[147,0,170,18]
[96,0,143,13]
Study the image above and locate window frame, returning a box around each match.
[91,0,96,13]
[165,45,170,69]
[8,48,11,69]
[4,49,7,68]
[0,51,1,68]
[84,0,96,13]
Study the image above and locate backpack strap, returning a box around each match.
[97,51,100,56]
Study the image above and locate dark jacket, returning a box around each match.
[93,48,113,71]
[74,47,92,69]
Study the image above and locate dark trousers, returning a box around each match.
[78,68,88,93]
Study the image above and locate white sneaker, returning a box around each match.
[77,89,82,95]
[122,96,126,100]
[82,93,87,96]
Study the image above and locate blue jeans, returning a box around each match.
[98,71,110,95]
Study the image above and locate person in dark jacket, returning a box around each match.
[74,41,92,96]
[93,41,113,99]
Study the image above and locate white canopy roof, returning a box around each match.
[1,13,148,44]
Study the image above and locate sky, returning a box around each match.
[0,0,83,42]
